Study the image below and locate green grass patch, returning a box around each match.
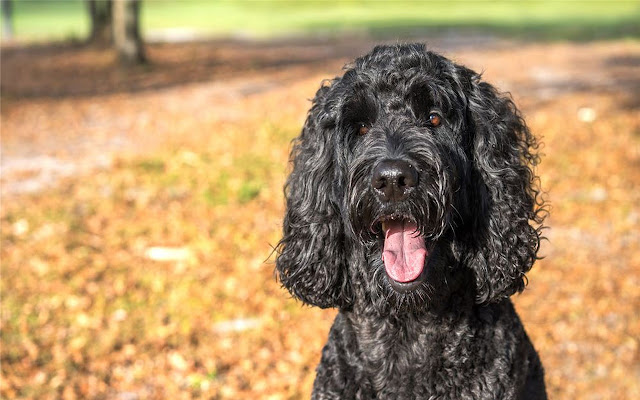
[9,0,89,42]
[134,158,166,174]
[202,171,230,207]
[238,179,264,204]
[6,0,640,43]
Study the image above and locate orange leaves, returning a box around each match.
[1,38,640,399]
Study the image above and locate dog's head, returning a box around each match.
[276,43,545,314]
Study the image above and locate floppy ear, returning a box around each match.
[465,74,546,304]
[275,84,352,309]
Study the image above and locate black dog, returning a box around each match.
[276,43,547,399]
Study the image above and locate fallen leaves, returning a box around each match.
[1,38,640,399]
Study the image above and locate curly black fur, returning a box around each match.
[276,43,547,399]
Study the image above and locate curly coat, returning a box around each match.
[276,43,547,400]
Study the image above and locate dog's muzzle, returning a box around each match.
[370,159,428,291]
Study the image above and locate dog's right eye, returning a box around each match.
[358,123,370,136]
[428,112,442,127]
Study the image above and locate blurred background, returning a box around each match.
[1,1,639,399]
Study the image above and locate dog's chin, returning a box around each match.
[386,267,427,293]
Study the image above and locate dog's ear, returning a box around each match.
[275,84,352,309]
[465,73,545,304]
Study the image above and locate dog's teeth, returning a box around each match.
[382,222,388,232]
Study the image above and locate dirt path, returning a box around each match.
[4,38,638,195]
[0,35,546,195]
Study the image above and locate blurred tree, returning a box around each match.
[87,0,112,45]
[1,0,12,40]
[112,0,146,64]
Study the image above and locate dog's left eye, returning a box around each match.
[428,113,442,127]
[358,123,370,136]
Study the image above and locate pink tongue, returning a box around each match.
[382,220,427,283]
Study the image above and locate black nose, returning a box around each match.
[371,160,418,202]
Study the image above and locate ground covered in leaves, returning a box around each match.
[1,37,639,399]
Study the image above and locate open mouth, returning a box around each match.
[375,217,428,291]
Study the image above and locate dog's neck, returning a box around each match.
[348,283,478,329]
[344,295,514,395]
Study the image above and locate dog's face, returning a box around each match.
[277,44,544,315]
[340,58,472,312]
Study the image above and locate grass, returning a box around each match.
[5,0,640,42]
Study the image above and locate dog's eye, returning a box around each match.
[358,123,370,136]
[428,113,442,127]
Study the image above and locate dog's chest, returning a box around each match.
[351,316,508,398]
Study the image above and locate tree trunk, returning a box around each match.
[112,0,145,65]
[1,0,13,41]
[87,0,112,45]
